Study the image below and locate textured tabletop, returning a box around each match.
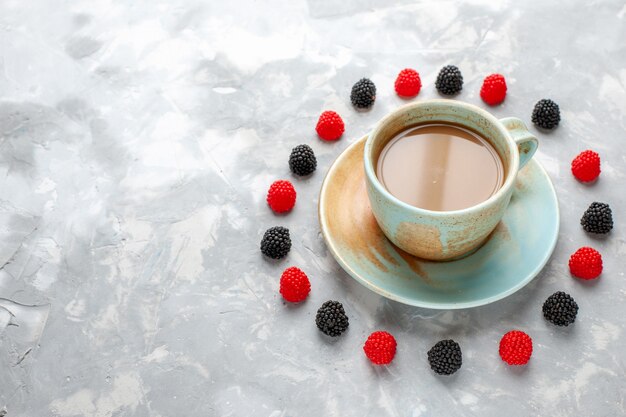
[1,0,625,416]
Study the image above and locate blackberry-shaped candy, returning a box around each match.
[435,65,463,95]
[315,300,349,337]
[427,339,462,375]
[531,99,561,129]
[260,226,291,259]
[350,78,376,109]
[543,291,578,326]
[581,202,613,234]
[289,144,317,176]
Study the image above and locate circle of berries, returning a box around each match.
[499,330,533,365]
[315,111,345,141]
[260,68,612,371]
[571,150,601,183]
[394,68,422,98]
[266,180,296,213]
[568,247,603,280]
[279,266,311,302]
[363,331,397,365]
[480,74,507,106]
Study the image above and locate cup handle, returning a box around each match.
[500,117,538,170]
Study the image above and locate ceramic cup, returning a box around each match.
[363,99,538,261]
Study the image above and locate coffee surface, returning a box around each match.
[376,123,504,211]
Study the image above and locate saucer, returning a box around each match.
[318,136,559,309]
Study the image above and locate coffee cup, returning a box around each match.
[363,99,538,261]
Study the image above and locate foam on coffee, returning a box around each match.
[376,123,504,211]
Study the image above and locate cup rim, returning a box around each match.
[363,99,520,216]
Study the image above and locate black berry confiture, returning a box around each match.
[543,291,579,326]
[315,300,349,337]
[350,78,376,109]
[289,144,317,176]
[427,339,463,375]
[581,202,613,234]
[531,99,561,129]
[435,65,464,95]
[260,226,291,259]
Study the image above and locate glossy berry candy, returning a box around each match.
[532,99,560,129]
[569,247,603,280]
[260,226,291,259]
[427,339,463,375]
[543,292,578,326]
[581,202,613,234]
[435,65,463,95]
[363,331,397,365]
[480,74,507,105]
[315,111,345,141]
[266,180,296,213]
[571,150,601,182]
[279,267,311,302]
[394,68,422,97]
[499,330,533,365]
[350,78,376,109]
[315,300,349,337]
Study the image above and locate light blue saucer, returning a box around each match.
[318,136,559,309]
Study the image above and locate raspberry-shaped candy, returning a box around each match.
[394,68,422,97]
[571,150,601,182]
[569,247,603,280]
[279,267,311,302]
[363,331,397,365]
[266,180,296,213]
[499,330,533,365]
[315,111,344,141]
[480,74,507,105]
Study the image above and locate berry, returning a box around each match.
[571,150,601,182]
[394,68,422,97]
[499,330,533,365]
[435,65,463,95]
[260,226,291,259]
[279,267,311,302]
[581,202,613,234]
[315,300,349,337]
[427,339,462,375]
[350,78,376,109]
[289,144,317,176]
[363,331,397,365]
[315,111,344,141]
[480,74,507,105]
[266,180,296,213]
[543,291,579,326]
[531,99,560,129]
[569,247,603,280]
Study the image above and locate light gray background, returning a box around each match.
[0,0,625,416]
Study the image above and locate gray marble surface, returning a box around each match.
[0,0,625,415]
